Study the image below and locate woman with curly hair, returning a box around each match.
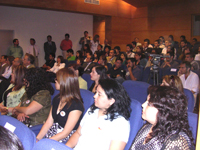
[129,86,194,150]
[36,68,84,143]
[89,65,108,93]
[12,68,54,126]
[66,78,131,150]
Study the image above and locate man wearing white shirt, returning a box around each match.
[27,38,40,67]
[179,61,199,105]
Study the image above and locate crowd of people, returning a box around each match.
[0,32,198,149]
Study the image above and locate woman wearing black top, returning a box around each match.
[36,68,84,143]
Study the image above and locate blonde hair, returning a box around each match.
[162,75,183,92]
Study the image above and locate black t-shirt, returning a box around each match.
[52,95,84,129]
[107,66,124,78]
[45,60,56,68]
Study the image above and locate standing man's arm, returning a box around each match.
[20,47,24,58]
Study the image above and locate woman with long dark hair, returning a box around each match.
[12,68,54,126]
[36,68,84,143]
[66,78,131,150]
[129,86,194,149]
[89,65,108,93]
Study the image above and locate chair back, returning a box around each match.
[82,73,94,90]
[32,138,73,150]
[122,80,150,104]
[188,112,198,143]
[124,99,143,150]
[0,115,36,150]
[184,88,195,112]
[80,89,94,115]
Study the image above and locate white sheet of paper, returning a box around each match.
[4,122,16,133]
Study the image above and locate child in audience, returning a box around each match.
[66,79,131,150]
[36,68,84,143]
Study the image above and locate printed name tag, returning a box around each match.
[170,68,177,72]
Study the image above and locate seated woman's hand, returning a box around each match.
[0,107,8,115]
[17,113,29,122]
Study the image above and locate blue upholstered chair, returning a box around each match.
[32,138,73,150]
[124,99,143,150]
[188,112,198,143]
[80,89,94,115]
[184,88,195,112]
[122,80,150,104]
[0,115,36,150]
[51,82,59,104]
[81,73,94,90]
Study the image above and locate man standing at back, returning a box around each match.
[7,39,23,58]
[79,31,90,51]
[60,33,72,59]
[44,35,56,62]
[27,38,40,67]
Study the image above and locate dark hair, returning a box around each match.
[67,49,74,54]
[99,55,107,65]
[120,52,127,60]
[98,44,103,49]
[57,55,64,63]
[30,38,35,43]
[0,126,24,150]
[76,50,83,59]
[144,39,150,45]
[13,39,18,43]
[181,40,187,44]
[25,53,35,64]
[49,53,55,58]
[146,86,194,145]
[56,68,83,106]
[126,44,133,49]
[185,52,195,59]
[114,46,121,51]
[92,65,109,80]
[181,61,191,70]
[193,38,197,42]
[93,35,99,43]
[47,35,52,39]
[115,57,123,63]
[136,46,144,53]
[168,35,174,41]
[104,45,111,51]
[1,55,8,60]
[167,51,174,57]
[13,65,26,91]
[71,64,84,76]
[84,44,90,51]
[132,41,137,46]
[155,39,160,44]
[24,68,54,99]
[84,31,88,34]
[65,33,70,38]
[7,56,15,66]
[180,35,186,40]
[94,51,100,60]
[127,58,137,64]
[89,79,131,121]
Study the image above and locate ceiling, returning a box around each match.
[123,0,196,7]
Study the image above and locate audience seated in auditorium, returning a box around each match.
[104,45,111,57]
[48,56,65,73]
[90,34,100,54]
[89,65,108,93]
[66,49,76,61]
[11,68,54,126]
[42,53,56,70]
[106,49,116,66]
[161,40,170,55]
[107,58,125,79]
[66,79,131,150]
[160,52,179,69]
[84,50,93,63]
[0,126,24,150]
[134,37,142,47]
[0,56,15,80]
[143,39,153,52]
[168,35,175,47]
[98,55,108,70]
[161,75,183,92]
[126,44,135,58]
[23,53,35,69]
[97,44,103,55]
[129,86,194,150]
[192,38,200,54]
[0,65,26,115]
[75,50,83,61]
[76,58,83,66]
[153,40,160,49]
[70,64,87,90]
[60,33,72,59]
[131,41,137,52]
[185,52,200,71]
[82,57,96,74]
[36,68,84,143]
[126,58,141,81]
[179,61,199,105]
[178,46,191,61]
[180,35,192,48]
[27,38,40,67]
[177,40,187,58]
[194,46,200,61]
[135,52,147,69]
[114,46,121,57]
[0,55,8,76]
[79,31,91,51]
[93,51,100,63]
[7,38,24,58]
[44,35,57,62]
[102,39,110,51]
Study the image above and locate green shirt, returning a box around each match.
[7,45,24,58]
[67,55,76,61]
[20,90,51,126]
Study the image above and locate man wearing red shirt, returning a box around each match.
[60,33,72,59]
